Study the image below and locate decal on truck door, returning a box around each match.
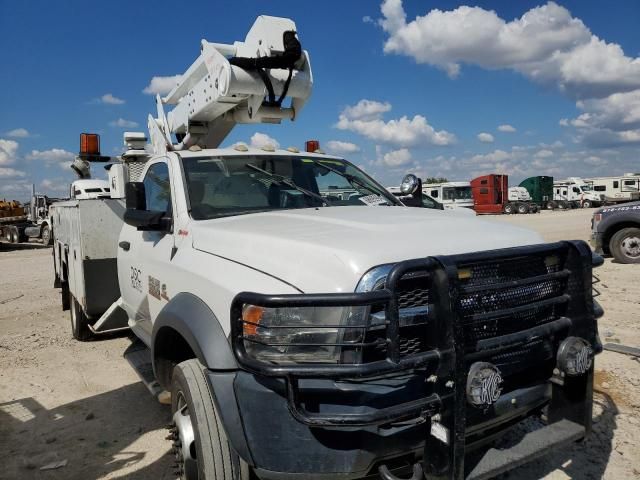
[148,275,161,300]
[148,275,170,301]
[130,267,143,292]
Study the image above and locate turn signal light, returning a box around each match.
[242,305,264,335]
[80,133,100,156]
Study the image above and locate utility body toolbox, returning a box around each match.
[50,198,127,328]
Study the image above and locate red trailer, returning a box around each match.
[471,174,538,215]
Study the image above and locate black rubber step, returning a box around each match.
[466,419,585,480]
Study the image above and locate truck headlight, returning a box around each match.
[241,304,368,364]
[557,337,593,376]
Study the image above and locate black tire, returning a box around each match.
[41,224,52,246]
[171,359,250,480]
[609,227,640,264]
[530,204,539,213]
[70,293,93,341]
[503,203,514,214]
[10,228,19,243]
[546,201,557,210]
[557,201,566,210]
[582,200,592,208]
[517,203,529,214]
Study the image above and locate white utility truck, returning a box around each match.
[553,177,603,209]
[51,15,603,480]
[422,182,473,210]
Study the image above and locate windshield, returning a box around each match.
[580,185,592,192]
[442,186,472,200]
[181,155,400,219]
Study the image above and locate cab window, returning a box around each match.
[143,162,172,214]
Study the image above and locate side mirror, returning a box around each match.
[123,182,171,231]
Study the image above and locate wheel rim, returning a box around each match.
[171,392,198,480]
[621,235,640,259]
[42,227,50,244]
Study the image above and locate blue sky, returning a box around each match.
[1,0,639,199]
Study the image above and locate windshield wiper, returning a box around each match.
[246,163,332,206]
[308,159,396,204]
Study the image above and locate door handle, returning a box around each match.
[119,241,130,251]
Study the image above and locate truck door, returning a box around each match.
[118,159,176,345]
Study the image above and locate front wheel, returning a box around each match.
[503,203,514,214]
[610,227,640,264]
[41,224,52,246]
[582,200,592,208]
[170,359,250,480]
[70,293,93,341]
[517,203,529,214]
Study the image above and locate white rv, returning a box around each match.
[423,181,473,209]
[586,174,640,204]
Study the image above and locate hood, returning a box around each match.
[191,206,543,293]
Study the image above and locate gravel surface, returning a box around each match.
[0,208,638,479]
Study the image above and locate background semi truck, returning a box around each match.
[470,174,539,214]
[0,188,63,245]
[519,176,556,210]
[553,178,603,209]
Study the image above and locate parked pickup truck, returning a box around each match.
[591,201,640,264]
[51,15,604,480]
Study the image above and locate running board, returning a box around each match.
[123,341,164,399]
[466,419,585,480]
[89,297,130,334]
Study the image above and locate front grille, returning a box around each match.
[456,254,569,350]
[363,251,571,377]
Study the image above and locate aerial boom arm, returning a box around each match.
[150,15,313,153]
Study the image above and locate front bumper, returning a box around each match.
[222,241,601,479]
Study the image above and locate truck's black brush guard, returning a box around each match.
[231,241,600,479]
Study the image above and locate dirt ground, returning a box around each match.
[0,208,638,480]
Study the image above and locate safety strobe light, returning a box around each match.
[305,140,320,153]
[80,133,101,156]
[466,362,503,408]
[557,337,593,376]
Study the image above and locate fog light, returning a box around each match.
[466,362,503,408]
[557,337,593,376]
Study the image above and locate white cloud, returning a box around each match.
[381,148,412,167]
[0,167,26,178]
[477,132,494,143]
[26,148,75,167]
[497,124,516,133]
[6,128,30,138]
[100,93,125,105]
[377,1,640,147]
[326,140,360,154]
[0,139,19,166]
[534,149,554,158]
[109,118,139,128]
[143,75,182,95]
[249,132,280,149]
[336,99,455,147]
[379,1,640,99]
[341,99,392,121]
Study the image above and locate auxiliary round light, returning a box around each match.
[557,337,593,376]
[466,362,503,408]
[400,174,419,195]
